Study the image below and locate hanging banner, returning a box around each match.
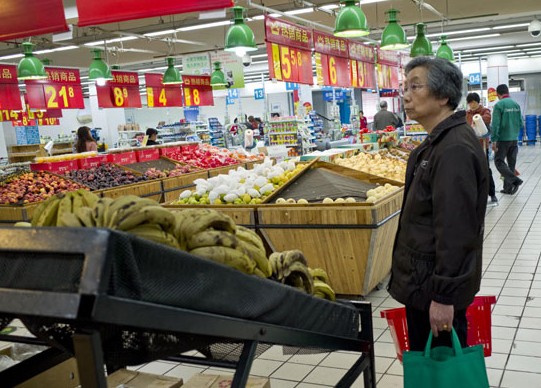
[265,16,313,85]
[182,53,211,75]
[145,73,183,108]
[25,67,85,110]
[209,52,244,90]
[0,65,22,111]
[0,104,62,123]
[348,41,376,90]
[313,31,350,88]
[376,49,400,90]
[96,71,142,108]
[182,75,214,107]
[0,0,68,41]
[76,0,234,26]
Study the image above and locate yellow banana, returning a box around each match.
[282,250,308,268]
[309,268,330,284]
[253,268,267,278]
[238,241,271,278]
[13,222,32,227]
[190,246,256,274]
[269,252,286,280]
[313,280,336,301]
[103,196,142,228]
[235,226,265,252]
[75,207,96,227]
[92,197,114,227]
[129,224,180,249]
[35,197,61,227]
[108,197,157,229]
[174,208,236,239]
[58,212,83,228]
[187,230,239,250]
[114,205,175,232]
[78,189,99,208]
[31,197,54,226]
[72,191,84,213]
[56,193,74,227]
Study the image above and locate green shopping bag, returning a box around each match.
[403,328,489,388]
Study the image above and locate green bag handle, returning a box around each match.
[423,328,464,358]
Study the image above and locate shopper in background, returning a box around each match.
[466,92,497,204]
[373,101,400,130]
[388,57,488,351]
[492,84,524,195]
[247,115,258,130]
[75,126,98,153]
[359,110,368,130]
[145,128,159,146]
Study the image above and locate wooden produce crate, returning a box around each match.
[257,161,404,296]
[100,179,163,203]
[0,202,39,224]
[163,204,257,227]
[244,159,265,170]
[161,170,208,203]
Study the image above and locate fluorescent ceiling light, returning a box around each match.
[526,50,541,54]
[137,66,168,72]
[84,36,137,46]
[177,20,230,32]
[523,46,541,50]
[34,45,78,54]
[252,13,281,20]
[285,8,313,15]
[463,45,514,52]
[319,4,339,10]
[447,33,500,42]
[407,28,490,40]
[0,53,24,60]
[144,29,176,37]
[516,42,541,47]
[250,54,268,59]
[361,0,391,3]
[492,23,530,30]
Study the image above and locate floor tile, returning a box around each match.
[506,354,541,373]
[501,287,529,297]
[296,383,331,388]
[523,306,541,318]
[519,317,541,329]
[385,359,403,376]
[258,346,293,362]
[302,366,348,386]
[271,363,314,381]
[491,326,517,340]
[504,279,531,288]
[487,368,504,388]
[484,352,509,369]
[248,358,283,377]
[374,342,399,359]
[269,378,297,387]
[374,374,403,388]
[137,361,176,375]
[510,340,541,357]
[492,338,513,354]
[492,314,521,328]
[288,352,329,366]
[500,370,541,388]
[492,304,524,317]
[497,295,527,306]
[483,271,509,280]
[374,356,394,374]
[320,352,361,370]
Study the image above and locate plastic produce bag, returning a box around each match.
[472,114,489,137]
[403,329,489,388]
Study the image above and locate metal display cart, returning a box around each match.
[0,227,376,388]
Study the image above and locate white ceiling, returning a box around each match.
[1,0,541,89]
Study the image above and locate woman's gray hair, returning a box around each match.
[404,57,463,110]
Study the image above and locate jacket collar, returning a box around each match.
[426,110,466,144]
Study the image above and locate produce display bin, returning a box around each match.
[100,179,163,203]
[158,146,181,157]
[161,170,208,203]
[257,161,404,296]
[163,204,257,227]
[135,148,160,162]
[30,160,79,174]
[0,227,376,388]
[107,151,137,166]
[0,203,39,224]
[207,164,245,178]
[78,155,108,169]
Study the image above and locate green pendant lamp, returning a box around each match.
[88,49,113,83]
[380,9,409,50]
[210,62,227,87]
[334,0,370,37]
[224,6,257,57]
[17,42,48,80]
[111,64,121,70]
[436,35,454,61]
[410,23,433,57]
[162,57,183,84]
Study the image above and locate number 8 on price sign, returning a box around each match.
[113,87,128,107]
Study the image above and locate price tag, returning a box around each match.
[377,63,400,90]
[317,54,350,87]
[266,43,312,85]
[26,67,84,109]
[182,75,213,106]
[144,73,183,107]
[96,70,142,108]
[0,65,22,111]
[350,60,376,89]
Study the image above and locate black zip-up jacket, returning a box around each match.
[388,111,488,311]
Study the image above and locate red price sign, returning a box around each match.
[96,71,142,108]
[26,67,84,109]
[316,53,350,88]
[0,65,22,111]
[377,63,400,90]
[144,73,183,107]
[182,75,213,106]
[0,110,22,122]
[267,43,313,84]
[350,60,376,89]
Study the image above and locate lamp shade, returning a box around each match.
[162,57,183,84]
[380,9,409,50]
[436,35,454,61]
[17,42,48,80]
[210,62,227,87]
[88,49,113,82]
[410,23,433,57]
[334,0,370,37]
[224,6,257,57]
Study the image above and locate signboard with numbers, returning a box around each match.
[469,73,481,85]
[254,88,264,100]
[96,71,142,108]
[1,101,62,123]
[348,41,376,90]
[313,31,350,88]
[25,67,84,109]
[0,65,22,111]
[265,16,313,85]
[144,73,183,108]
[182,75,213,107]
[376,49,400,90]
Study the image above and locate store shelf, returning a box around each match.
[268,131,297,135]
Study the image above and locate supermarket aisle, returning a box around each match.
[138,145,541,387]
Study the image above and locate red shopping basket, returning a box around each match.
[380,295,496,361]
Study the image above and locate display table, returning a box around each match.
[0,227,376,388]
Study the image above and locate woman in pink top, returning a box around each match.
[75,126,98,153]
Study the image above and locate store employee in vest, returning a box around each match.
[388,57,488,350]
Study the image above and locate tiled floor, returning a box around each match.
[3,146,540,387]
[123,145,541,387]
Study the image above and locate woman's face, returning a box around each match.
[403,66,448,123]
[468,101,480,111]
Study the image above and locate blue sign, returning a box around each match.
[322,89,346,102]
[15,126,40,145]
[469,73,481,85]
[285,82,299,91]
[226,96,235,105]
[254,88,264,100]
[227,89,239,99]
[183,106,200,122]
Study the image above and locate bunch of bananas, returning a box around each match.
[29,193,272,277]
[309,268,336,301]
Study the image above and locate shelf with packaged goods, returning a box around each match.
[267,131,297,135]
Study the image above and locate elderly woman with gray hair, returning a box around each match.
[388,57,488,351]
